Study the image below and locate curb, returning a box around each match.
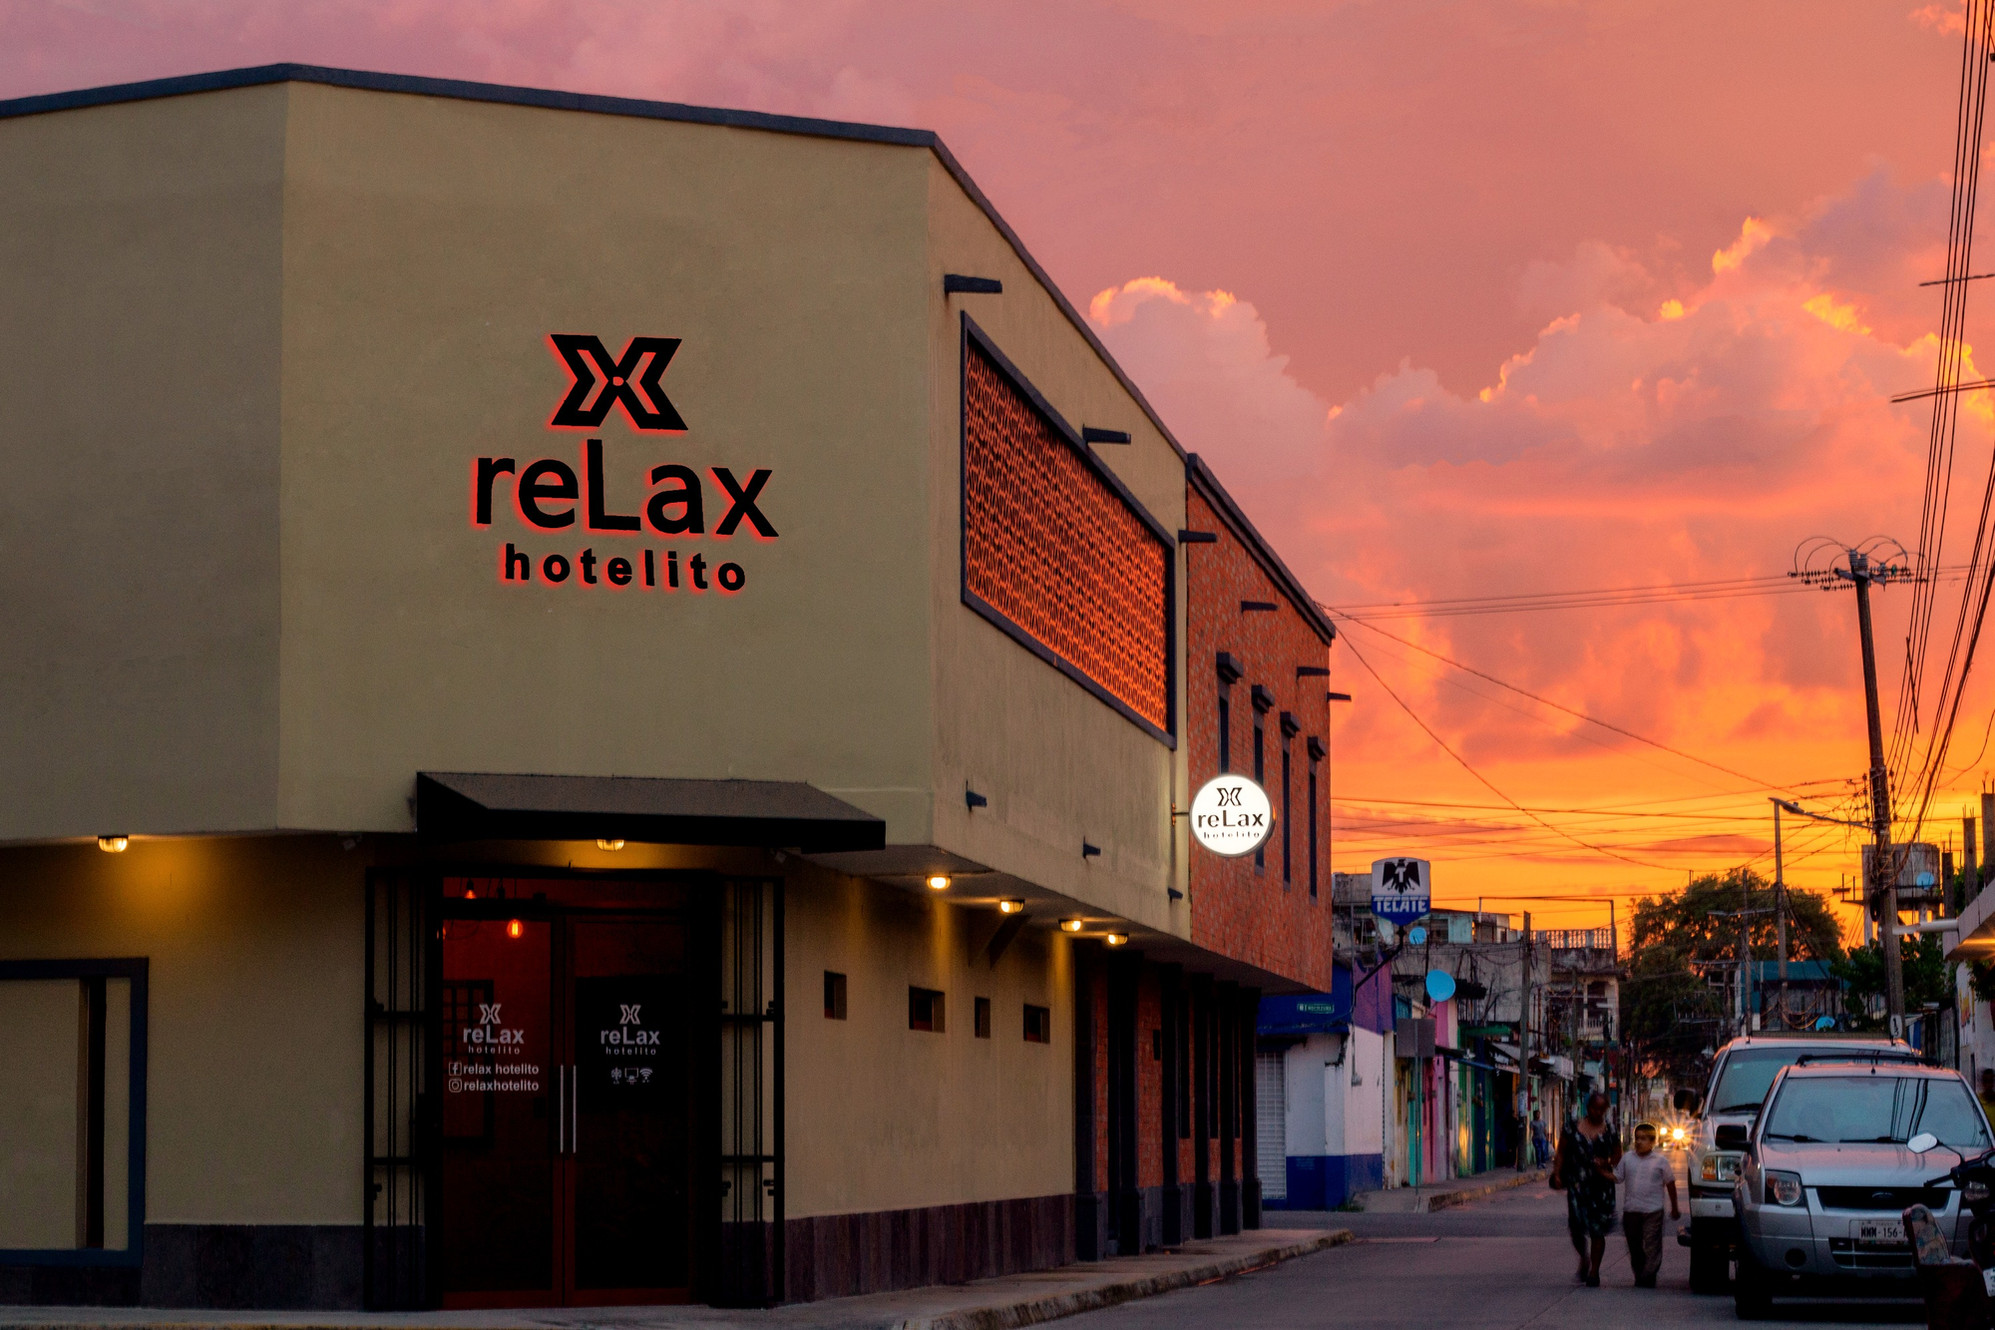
[893,1230,1355,1330]
[1422,1168,1549,1214]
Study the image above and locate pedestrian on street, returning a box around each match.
[1552,1090,1620,1286]
[1614,1122,1680,1287]
[1531,1110,1550,1167]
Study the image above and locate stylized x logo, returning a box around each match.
[620,1003,642,1025]
[478,1003,502,1025]
[1217,787,1242,807]
[549,334,688,431]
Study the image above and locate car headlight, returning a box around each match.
[1766,1170,1804,1207]
[1701,1152,1742,1183]
[1670,1126,1687,1142]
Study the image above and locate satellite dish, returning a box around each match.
[1408,926,1428,945]
[1426,969,1456,1003]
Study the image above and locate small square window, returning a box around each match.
[974,996,992,1038]
[823,971,847,1020]
[1024,1003,1051,1043]
[909,986,945,1033]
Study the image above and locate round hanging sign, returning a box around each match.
[1188,774,1274,857]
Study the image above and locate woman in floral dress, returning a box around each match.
[1554,1091,1621,1286]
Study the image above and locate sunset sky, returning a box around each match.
[9,0,1990,939]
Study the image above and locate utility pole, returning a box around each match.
[1771,798,1788,1025]
[1850,550,1903,1032]
[1791,538,1914,1034]
[1519,910,1532,1170]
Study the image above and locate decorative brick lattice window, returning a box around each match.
[963,337,1171,733]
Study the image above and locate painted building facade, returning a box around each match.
[0,66,1333,1310]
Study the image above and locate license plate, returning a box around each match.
[1853,1219,1905,1244]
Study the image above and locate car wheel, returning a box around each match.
[1733,1249,1771,1320]
[1689,1240,1729,1294]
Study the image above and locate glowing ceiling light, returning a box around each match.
[926,874,950,891]
[999,899,1025,914]
[96,836,129,853]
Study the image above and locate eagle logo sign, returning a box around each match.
[1378,859,1423,895]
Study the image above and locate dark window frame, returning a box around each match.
[0,958,148,1269]
[974,996,992,1039]
[1024,1003,1052,1043]
[823,970,848,1020]
[958,316,1178,746]
[909,986,946,1033]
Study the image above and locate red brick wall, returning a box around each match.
[1091,967,1110,1193]
[1184,485,1335,993]
[1137,970,1162,1188]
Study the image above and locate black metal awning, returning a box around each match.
[415,771,886,852]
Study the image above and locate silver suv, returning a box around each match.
[1731,1060,1991,1319]
[1680,1032,1916,1292]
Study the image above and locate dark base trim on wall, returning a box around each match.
[1074,1190,1109,1262]
[786,1194,1073,1303]
[0,1225,366,1310]
[1243,1177,1262,1230]
[1218,1181,1241,1236]
[1161,1181,1194,1247]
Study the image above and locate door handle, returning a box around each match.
[569,1064,580,1155]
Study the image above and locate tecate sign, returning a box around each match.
[1371,857,1431,925]
[1189,775,1272,857]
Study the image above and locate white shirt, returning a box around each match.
[1615,1149,1673,1214]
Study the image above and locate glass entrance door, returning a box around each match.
[439,915,558,1306]
[568,917,690,1303]
[438,894,692,1307]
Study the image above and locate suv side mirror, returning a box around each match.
[1715,1123,1751,1151]
[1673,1088,1701,1114]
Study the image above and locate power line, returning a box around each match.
[1338,635,1674,870]
[1329,612,1788,792]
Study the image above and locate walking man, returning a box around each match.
[1615,1122,1680,1287]
[1531,1110,1550,1167]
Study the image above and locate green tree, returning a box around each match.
[1832,934,1948,1031]
[1619,868,1844,1084]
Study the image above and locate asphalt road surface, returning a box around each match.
[1064,1165,1925,1329]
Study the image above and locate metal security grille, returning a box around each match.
[364,870,432,1310]
[1255,1052,1285,1201]
[717,878,784,1307]
[961,330,1171,733]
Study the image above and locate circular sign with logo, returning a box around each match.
[1188,775,1273,856]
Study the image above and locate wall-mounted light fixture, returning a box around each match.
[966,787,989,810]
[1105,932,1129,947]
[926,874,951,891]
[1060,918,1085,933]
[597,838,626,851]
[1082,841,1101,859]
[96,836,129,854]
[998,899,1026,915]
[506,919,524,939]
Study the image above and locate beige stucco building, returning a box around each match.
[0,65,1335,1309]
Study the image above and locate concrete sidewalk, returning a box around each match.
[1353,1166,1549,1214]
[0,1230,1353,1330]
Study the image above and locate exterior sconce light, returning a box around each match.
[926,874,951,891]
[97,836,129,853]
[1060,918,1085,933]
[597,838,625,851]
[506,919,524,939]
[998,899,1025,914]
[1105,932,1129,947]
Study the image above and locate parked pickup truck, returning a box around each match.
[1674,1032,1918,1293]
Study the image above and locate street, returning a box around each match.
[1063,1174,1926,1329]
